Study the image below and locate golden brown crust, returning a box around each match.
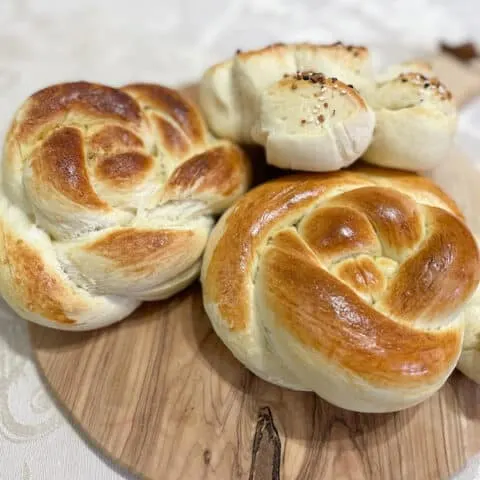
[88,126,144,152]
[6,80,249,217]
[331,187,424,257]
[122,83,206,143]
[202,167,478,401]
[0,230,78,324]
[299,206,380,264]
[260,229,462,386]
[84,228,194,272]
[16,81,142,140]
[164,143,251,204]
[95,152,153,187]
[333,255,386,298]
[380,207,480,322]
[0,80,251,330]
[204,169,480,344]
[151,115,190,158]
[204,171,367,331]
[30,127,108,209]
[350,164,463,217]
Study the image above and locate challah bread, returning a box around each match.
[251,72,375,171]
[201,166,480,412]
[199,42,375,171]
[0,81,250,330]
[364,69,456,171]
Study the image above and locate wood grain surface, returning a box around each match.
[28,50,480,480]
[29,281,480,480]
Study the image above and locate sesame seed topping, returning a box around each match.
[235,49,242,54]
[424,83,430,88]
[340,90,347,95]
[331,77,338,83]
[401,78,408,83]
[301,119,306,125]
[332,109,336,116]
[318,114,325,123]
[348,84,354,88]
[291,83,298,90]
[324,102,329,108]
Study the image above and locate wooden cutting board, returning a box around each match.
[28,49,480,480]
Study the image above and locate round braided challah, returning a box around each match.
[201,166,480,413]
[0,81,250,331]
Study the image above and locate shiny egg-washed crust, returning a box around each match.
[201,166,480,413]
[0,81,250,331]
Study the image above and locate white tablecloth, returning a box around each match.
[0,1,479,478]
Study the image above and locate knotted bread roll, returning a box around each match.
[200,42,457,173]
[363,64,457,171]
[0,81,250,330]
[251,72,375,171]
[200,42,376,172]
[201,167,480,412]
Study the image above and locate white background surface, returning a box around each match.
[0,0,480,478]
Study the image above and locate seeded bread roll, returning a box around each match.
[251,72,375,171]
[200,43,458,173]
[199,42,375,171]
[201,167,480,412]
[364,68,456,171]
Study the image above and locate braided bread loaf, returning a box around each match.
[0,82,250,330]
[201,167,480,412]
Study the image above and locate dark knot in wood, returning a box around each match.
[249,406,281,480]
